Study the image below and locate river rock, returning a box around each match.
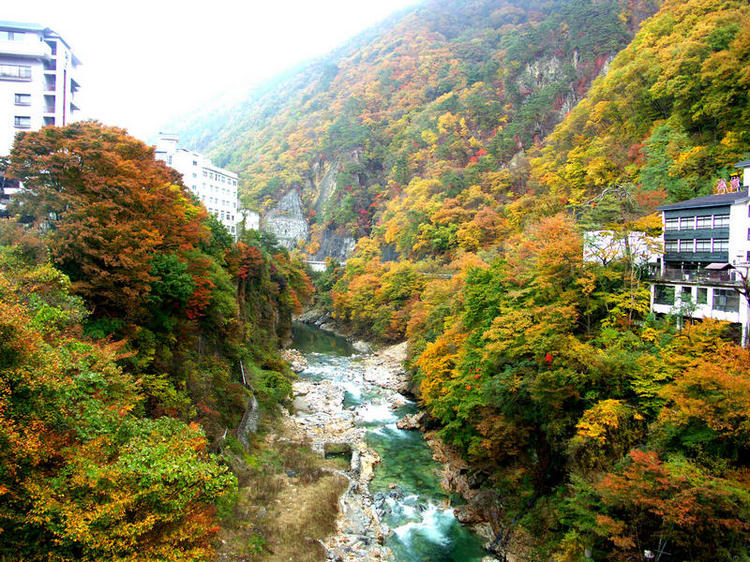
[352,340,372,354]
[280,348,308,372]
[396,412,424,430]
[362,341,409,392]
[454,503,485,524]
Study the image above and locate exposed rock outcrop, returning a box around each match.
[262,189,309,249]
[313,228,356,263]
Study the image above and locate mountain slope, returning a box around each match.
[528,0,750,207]
[171,0,659,252]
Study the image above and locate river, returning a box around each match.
[291,323,488,561]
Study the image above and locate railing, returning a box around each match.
[654,267,740,284]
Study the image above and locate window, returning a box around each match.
[192,160,197,166]
[192,172,197,178]
[697,287,708,305]
[0,31,25,41]
[665,218,679,230]
[14,116,30,129]
[695,239,712,252]
[747,227,750,241]
[655,285,675,305]
[680,217,694,230]
[679,239,693,252]
[14,93,30,106]
[713,239,729,252]
[695,215,712,229]
[0,64,32,80]
[713,288,739,312]
[203,170,207,177]
[681,286,692,303]
[714,214,730,228]
[663,240,677,253]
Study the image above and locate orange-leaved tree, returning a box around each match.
[9,122,208,323]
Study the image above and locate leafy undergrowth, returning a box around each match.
[217,416,349,561]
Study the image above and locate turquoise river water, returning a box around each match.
[291,323,487,561]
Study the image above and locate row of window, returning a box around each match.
[192,189,236,209]
[0,64,32,80]
[0,31,25,41]
[654,285,740,312]
[201,168,237,186]
[664,214,730,231]
[204,183,235,195]
[664,238,729,253]
[192,176,235,194]
[207,208,236,224]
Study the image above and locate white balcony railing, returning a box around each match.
[0,39,51,58]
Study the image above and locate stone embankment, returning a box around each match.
[279,342,410,561]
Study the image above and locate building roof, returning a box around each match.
[734,160,750,168]
[0,21,81,66]
[657,189,750,211]
[0,20,47,32]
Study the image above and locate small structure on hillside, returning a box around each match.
[583,230,661,266]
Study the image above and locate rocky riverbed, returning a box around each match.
[282,323,494,561]
[279,341,411,561]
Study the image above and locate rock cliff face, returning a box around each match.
[313,228,356,262]
[260,156,359,261]
[308,158,338,217]
[261,189,309,250]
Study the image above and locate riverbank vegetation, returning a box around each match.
[0,122,314,559]
[218,421,348,561]
[284,0,750,558]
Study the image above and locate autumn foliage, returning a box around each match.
[0,123,312,558]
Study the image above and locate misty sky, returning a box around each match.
[5,0,421,142]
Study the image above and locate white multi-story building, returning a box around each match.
[156,133,255,236]
[650,161,750,346]
[0,21,81,156]
[0,21,81,215]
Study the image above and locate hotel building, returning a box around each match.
[0,21,81,214]
[155,134,251,236]
[650,161,750,345]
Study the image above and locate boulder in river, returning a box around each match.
[280,348,308,372]
[396,412,424,430]
[352,340,372,353]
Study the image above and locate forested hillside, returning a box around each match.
[167,0,750,558]
[173,0,659,243]
[529,0,750,207]
[0,123,312,559]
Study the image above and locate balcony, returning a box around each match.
[0,38,51,59]
[651,267,741,285]
[0,64,32,81]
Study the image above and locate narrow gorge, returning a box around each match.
[285,323,491,561]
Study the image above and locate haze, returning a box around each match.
[3,0,421,142]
